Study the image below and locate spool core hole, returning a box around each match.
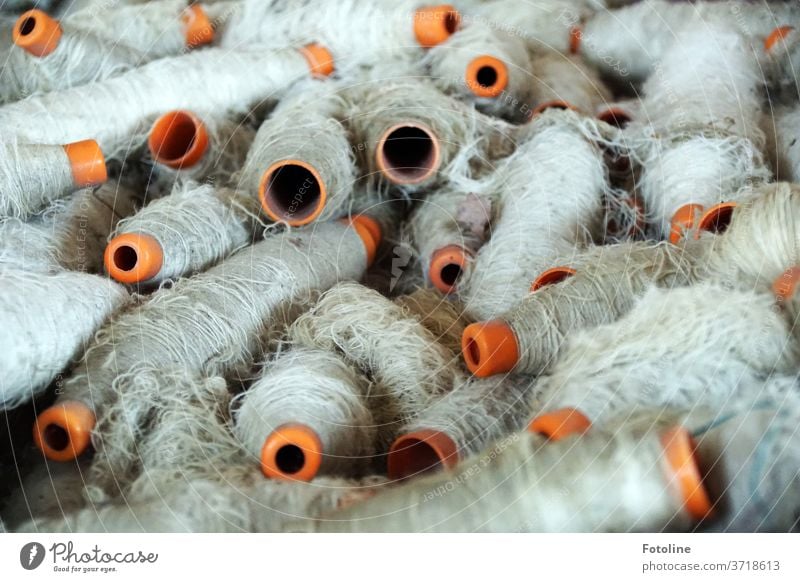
[265,164,322,221]
[440,263,462,287]
[391,438,443,479]
[154,115,198,163]
[381,126,437,182]
[444,12,458,34]
[275,444,306,474]
[44,424,69,451]
[476,66,498,88]
[19,17,36,35]
[466,338,481,368]
[113,246,138,272]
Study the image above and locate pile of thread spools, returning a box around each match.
[1,0,800,533]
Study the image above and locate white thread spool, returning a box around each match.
[764,25,800,105]
[33,218,379,462]
[294,425,707,532]
[0,181,141,274]
[534,283,798,428]
[290,281,463,445]
[458,110,607,320]
[0,269,129,411]
[393,287,472,356]
[425,21,534,122]
[0,139,107,219]
[233,347,376,481]
[104,181,260,286]
[528,50,611,116]
[462,239,705,378]
[0,45,327,158]
[387,373,535,480]
[240,84,354,226]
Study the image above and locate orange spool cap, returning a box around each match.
[414,5,460,48]
[569,26,582,55]
[429,245,470,294]
[33,401,95,461]
[773,265,800,304]
[148,110,209,170]
[260,424,323,482]
[462,320,519,377]
[530,266,576,293]
[532,100,577,117]
[696,202,736,237]
[182,4,214,48]
[668,203,704,244]
[660,427,713,522]
[13,9,62,57]
[63,139,108,187]
[765,26,794,52]
[387,429,459,480]
[346,214,382,267]
[300,43,335,77]
[597,107,633,129]
[259,160,327,226]
[104,233,164,284]
[465,56,509,98]
[528,408,591,441]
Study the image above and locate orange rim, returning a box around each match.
[597,107,633,128]
[13,9,62,57]
[530,266,576,293]
[532,100,578,117]
[259,159,327,226]
[465,55,509,98]
[429,245,470,294]
[462,320,519,377]
[528,408,591,441]
[104,233,164,284]
[413,5,460,48]
[341,215,381,267]
[148,110,209,169]
[375,122,441,185]
[33,401,95,461]
[695,202,736,237]
[260,424,323,482]
[668,203,704,244]
[63,139,107,187]
[660,427,713,522]
[300,43,335,77]
[387,429,459,480]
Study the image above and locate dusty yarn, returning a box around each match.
[393,288,472,356]
[459,109,608,319]
[108,180,261,285]
[0,268,129,410]
[528,50,611,115]
[233,347,376,477]
[770,106,800,183]
[293,425,698,532]
[764,25,800,105]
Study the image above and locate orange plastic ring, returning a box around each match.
[429,245,470,294]
[387,429,459,480]
[765,25,794,52]
[530,266,576,293]
[528,408,591,441]
[465,55,509,98]
[660,426,713,522]
[462,320,520,377]
[181,4,214,48]
[668,203,704,245]
[63,139,108,187]
[300,43,335,77]
[260,424,323,482]
[414,5,460,48]
[695,202,736,237]
[13,9,62,57]
[104,233,164,284]
[148,110,209,169]
[33,401,95,461]
[259,159,327,226]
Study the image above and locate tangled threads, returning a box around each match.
[0,44,329,157]
[387,373,534,480]
[425,21,534,122]
[0,269,129,411]
[462,240,704,378]
[0,139,107,219]
[0,181,141,274]
[295,424,708,532]
[33,218,379,463]
[528,50,611,116]
[233,347,376,481]
[532,283,799,428]
[458,110,608,319]
[240,84,354,226]
[105,181,261,285]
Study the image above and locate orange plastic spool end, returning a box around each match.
[597,107,633,129]
[765,26,794,52]
[148,110,209,170]
[429,245,470,294]
[414,5,460,48]
[33,401,95,462]
[376,122,441,185]
[532,100,577,117]
[182,4,214,48]
[660,427,713,522]
[462,320,519,377]
[668,203,704,245]
[773,265,800,303]
[104,233,164,284]
[528,408,591,441]
[569,26,582,55]
[465,55,509,98]
[259,160,327,226]
[300,43,335,77]
[13,9,62,57]
[346,214,382,267]
[63,139,107,187]
[696,202,736,237]
[530,266,576,293]
[260,424,323,482]
[387,429,459,481]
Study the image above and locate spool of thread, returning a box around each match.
[220,0,460,70]
[105,181,260,285]
[387,373,534,480]
[241,85,353,226]
[2,9,146,104]
[393,287,472,357]
[532,283,798,429]
[462,239,704,377]
[0,139,107,219]
[409,188,492,294]
[0,269,128,412]
[425,21,533,122]
[147,109,256,187]
[290,281,463,445]
[233,347,376,481]
[528,51,611,117]
[0,181,140,274]
[0,44,330,157]
[458,110,607,320]
[33,218,379,462]
[296,425,710,532]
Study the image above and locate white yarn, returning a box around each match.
[0,269,129,410]
[295,426,695,532]
[535,283,799,426]
[0,45,313,157]
[770,106,800,183]
[459,110,608,319]
[111,180,261,284]
[393,288,472,357]
[764,26,800,105]
[233,347,376,476]
[529,50,611,115]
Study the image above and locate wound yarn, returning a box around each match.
[528,50,611,116]
[393,287,472,357]
[105,180,261,285]
[770,106,800,183]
